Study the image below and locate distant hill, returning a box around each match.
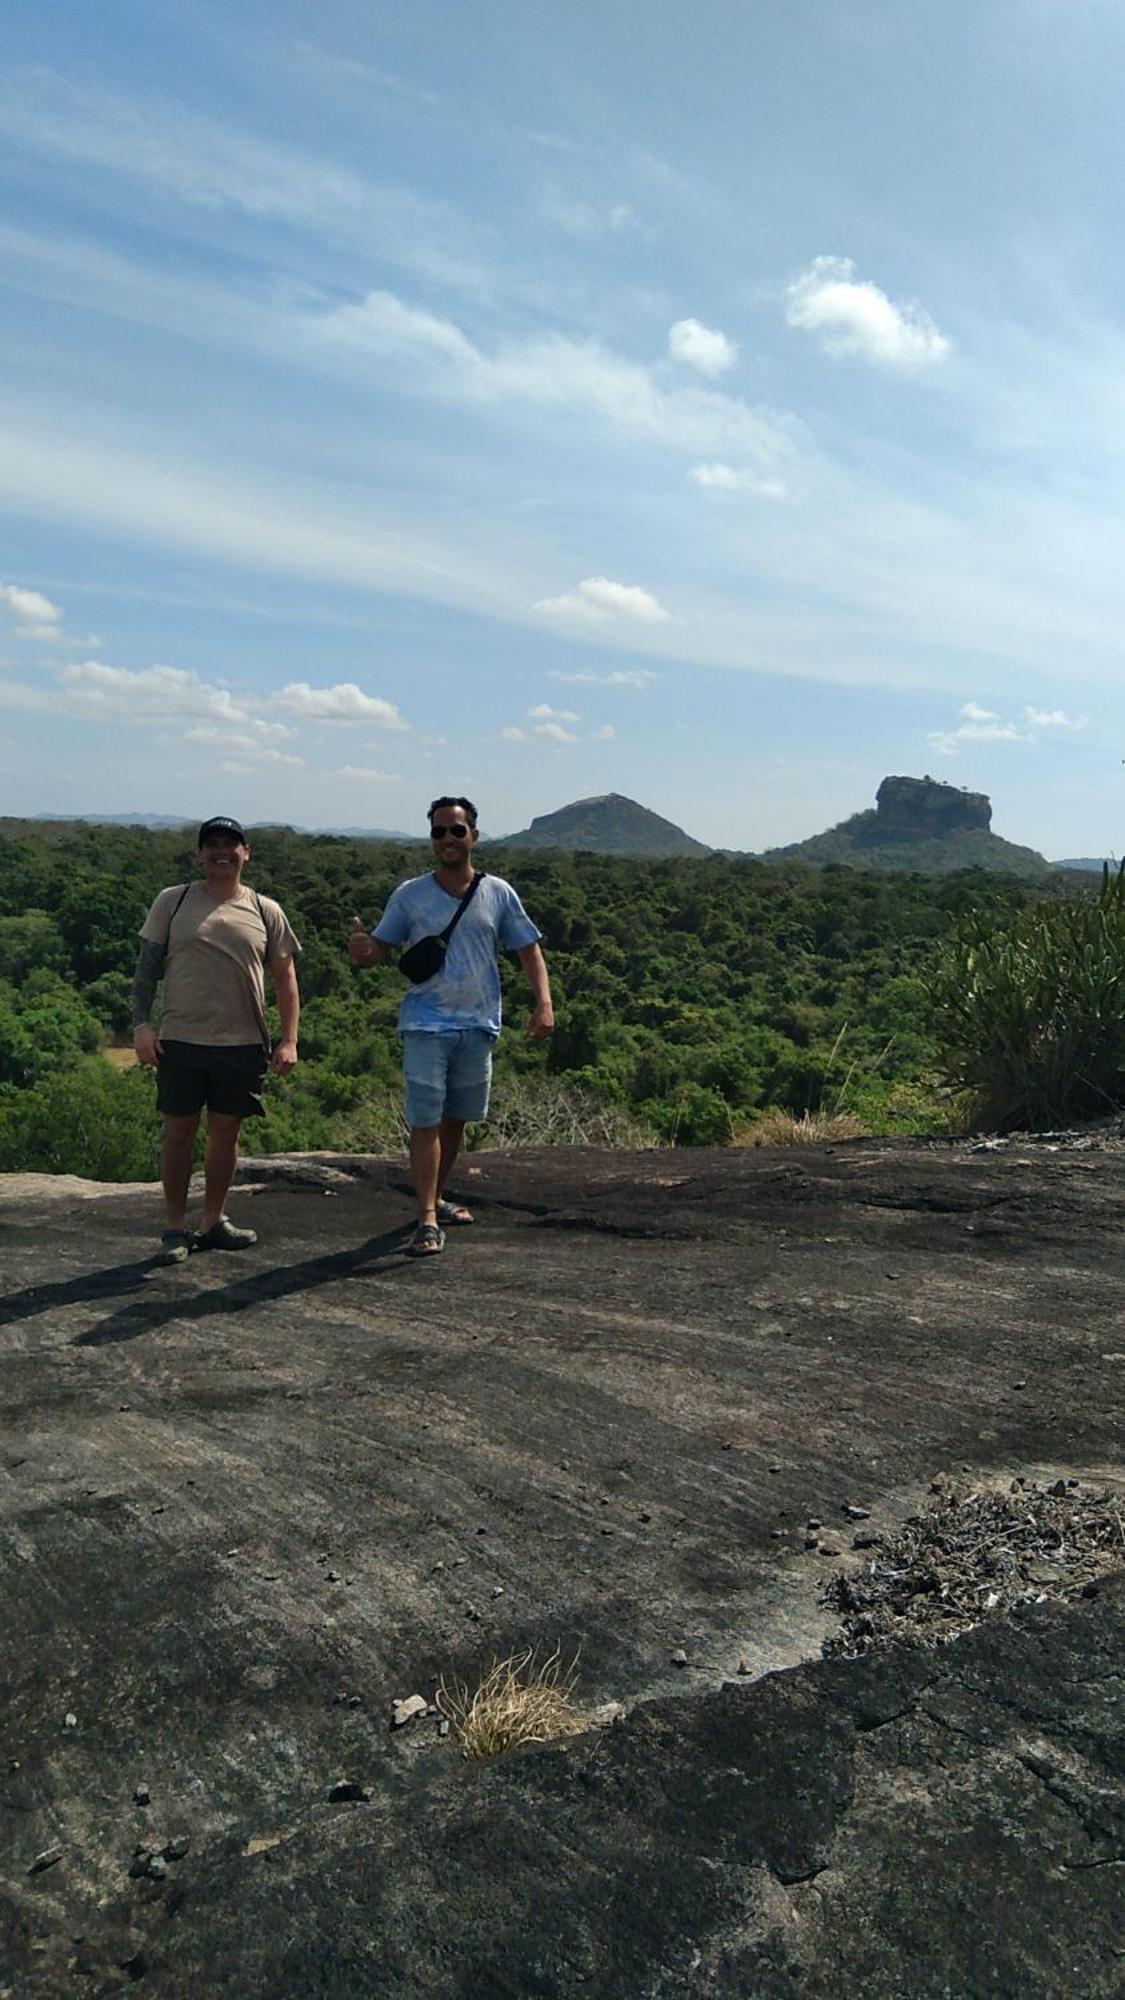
[1053,857,1118,874]
[763,775,1054,878]
[14,813,416,841]
[496,793,711,858]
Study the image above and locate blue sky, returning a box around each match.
[2,0,1123,853]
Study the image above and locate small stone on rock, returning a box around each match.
[671,1649,688,1667]
[28,1845,64,1876]
[391,1695,428,1728]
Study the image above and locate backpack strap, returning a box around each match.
[437,870,486,945]
[163,884,193,949]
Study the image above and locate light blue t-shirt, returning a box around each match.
[373,872,542,1035]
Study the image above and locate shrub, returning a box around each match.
[933,864,1125,1129]
[736,1108,869,1147]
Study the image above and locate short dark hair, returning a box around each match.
[427,795,478,829]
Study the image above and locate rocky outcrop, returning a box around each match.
[874,774,992,837]
[2,1145,1123,1995]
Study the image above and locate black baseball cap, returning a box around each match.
[197,815,247,846]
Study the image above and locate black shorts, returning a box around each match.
[156,1041,269,1120]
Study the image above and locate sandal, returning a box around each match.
[436,1199,473,1227]
[406,1222,445,1257]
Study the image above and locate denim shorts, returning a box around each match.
[401,1029,494,1128]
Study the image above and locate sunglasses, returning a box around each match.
[430,823,470,838]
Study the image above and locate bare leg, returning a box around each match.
[161,1114,200,1227]
[409,1123,442,1226]
[437,1115,466,1203]
[199,1112,244,1232]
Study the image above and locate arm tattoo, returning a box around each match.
[131,940,165,1028]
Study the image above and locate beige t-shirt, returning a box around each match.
[141,883,300,1047]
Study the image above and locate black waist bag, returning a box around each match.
[398,870,485,984]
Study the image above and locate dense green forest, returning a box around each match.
[0,818,1085,1178]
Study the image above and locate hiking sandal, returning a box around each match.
[436,1199,473,1226]
[406,1222,445,1257]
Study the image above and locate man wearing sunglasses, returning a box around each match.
[348,795,553,1255]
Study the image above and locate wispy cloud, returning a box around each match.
[335,765,403,781]
[0,71,486,290]
[927,698,1087,755]
[533,720,578,743]
[534,577,671,626]
[550,669,658,688]
[785,256,950,369]
[316,290,800,464]
[1025,706,1087,731]
[528,702,579,721]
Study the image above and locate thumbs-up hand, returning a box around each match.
[348,916,374,964]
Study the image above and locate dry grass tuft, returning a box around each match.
[436,1647,586,1760]
[736,1108,870,1148]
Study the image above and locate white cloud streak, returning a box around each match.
[316,291,799,465]
[785,257,950,369]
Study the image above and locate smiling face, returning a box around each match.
[199,830,250,887]
[428,803,478,868]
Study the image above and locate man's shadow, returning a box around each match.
[0,1227,417,1348]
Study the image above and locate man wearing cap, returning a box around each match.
[132,817,301,1264]
[348,794,553,1256]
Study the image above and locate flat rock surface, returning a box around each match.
[1,1141,1123,1997]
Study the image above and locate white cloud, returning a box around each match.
[590,724,616,740]
[1,582,63,627]
[533,721,579,743]
[690,462,788,498]
[58,660,255,726]
[550,668,658,689]
[317,291,798,466]
[528,703,580,721]
[1026,706,1087,731]
[534,577,671,626]
[928,701,1037,754]
[335,766,402,781]
[274,681,406,727]
[929,700,1090,756]
[0,680,50,713]
[500,725,525,741]
[668,318,737,378]
[785,256,950,369]
[181,728,303,767]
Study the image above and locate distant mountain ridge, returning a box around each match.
[496,793,711,857]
